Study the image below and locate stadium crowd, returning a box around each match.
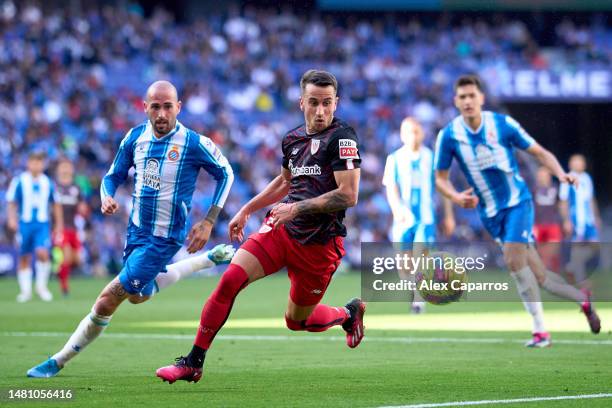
[0,2,609,273]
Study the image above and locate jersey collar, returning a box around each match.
[460,114,484,135]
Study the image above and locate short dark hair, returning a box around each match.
[28,150,46,160]
[454,75,485,93]
[300,70,338,94]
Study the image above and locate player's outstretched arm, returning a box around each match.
[229,168,291,241]
[7,201,18,233]
[244,168,292,214]
[53,202,64,238]
[526,143,575,185]
[441,196,456,236]
[558,198,573,237]
[384,182,405,223]
[435,170,478,209]
[6,177,19,233]
[269,168,359,228]
[100,129,137,211]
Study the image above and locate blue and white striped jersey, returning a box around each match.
[559,172,596,230]
[101,121,234,243]
[6,172,54,223]
[434,111,535,219]
[383,146,435,227]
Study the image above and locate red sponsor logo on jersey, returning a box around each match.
[339,139,358,159]
[340,147,358,159]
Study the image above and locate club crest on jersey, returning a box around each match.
[167,145,180,162]
[339,139,358,159]
[310,139,320,155]
[143,158,161,190]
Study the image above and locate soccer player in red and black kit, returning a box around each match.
[156,70,365,383]
[533,167,563,272]
[54,159,88,296]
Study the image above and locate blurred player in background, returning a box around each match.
[27,80,235,378]
[156,70,364,384]
[559,154,602,287]
[53,159,88,296]
[6,151,63,303]
[434,75,600,348]
[383,117,454,313]
[533,167,563,272]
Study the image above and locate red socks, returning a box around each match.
[286,304,349,332]
[194,264,249,350]
[193,264,350,350]
[58,262,71,294]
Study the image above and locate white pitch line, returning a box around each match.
[378,393,612,408]
[2,331,612,346]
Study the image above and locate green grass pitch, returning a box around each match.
[1,272,611,407]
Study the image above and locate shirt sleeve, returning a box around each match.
[100,129,136,201]
[382,154,395,187]
[433,129,453,171]
[505,116,536,150]
[196,134,234,208]
[6,176,20,203]
[328,127,361,171]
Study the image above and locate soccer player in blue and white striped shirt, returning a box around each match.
[27,81,235,378]
[559,154,601,243]
[559,154,601,287]
[383,117,454,313]
[434,75,600,347]
[7,151,63,303]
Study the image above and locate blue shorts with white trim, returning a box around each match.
[118,223,181,295]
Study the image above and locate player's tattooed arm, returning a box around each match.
[295,168,360,215]
[270,169,359,227]
[295,190,353,214]
[205,205,222,225]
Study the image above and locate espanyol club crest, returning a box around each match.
[310,139,320,155]
[167,145,180,162]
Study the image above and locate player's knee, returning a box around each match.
[504,251,526,272]
[285,315,305,331]
[35,249,49,262]
[215,264,249,303]
[128,295,149,304]
[95,289,126,315]
[93,298,119,316]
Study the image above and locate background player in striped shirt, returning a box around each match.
[26,81,235,378]
[559,154,601,287]
[383,117,454,313]
[434,75,600,348]
[7,151,63,303]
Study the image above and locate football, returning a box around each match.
[415,252,468,305]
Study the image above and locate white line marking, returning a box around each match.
[2,331,612,346]
[378,393,612,408]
